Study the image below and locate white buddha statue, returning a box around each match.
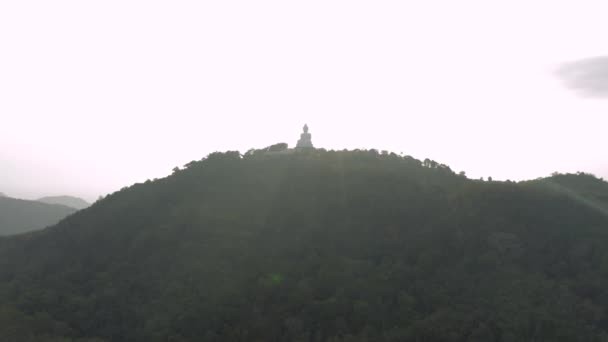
[296,124,314,148]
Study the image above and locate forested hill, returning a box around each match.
[37,195,91,210]
[1,149,608,342]
[529,172,608,213]
[0,196,77,236]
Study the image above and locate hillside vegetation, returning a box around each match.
[0,149,607,341]
[0,196,77,236]
[529,173,608,213]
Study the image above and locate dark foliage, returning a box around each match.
[1,150,608,341]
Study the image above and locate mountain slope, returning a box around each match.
[1,150,608,341]
[524,172,608,216]
[0,196,77,236]
[38,195,90,210]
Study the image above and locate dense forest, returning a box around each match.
[1,148,608,341]
[0,196,77,236]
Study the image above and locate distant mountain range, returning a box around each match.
[0,196,77,236]
[37,195,90,210]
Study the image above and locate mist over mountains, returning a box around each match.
[37,196,90,210]
[1,148,608,341]
[1,0,607,340]
[0,196,77,236]
[0,194,89,236]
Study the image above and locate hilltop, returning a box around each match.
[0,149,607,341]
[0,196,77,236]
[37,195,90,210]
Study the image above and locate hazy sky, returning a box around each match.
[1,1,607,202]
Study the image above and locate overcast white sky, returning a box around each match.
[1,1,607,202]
